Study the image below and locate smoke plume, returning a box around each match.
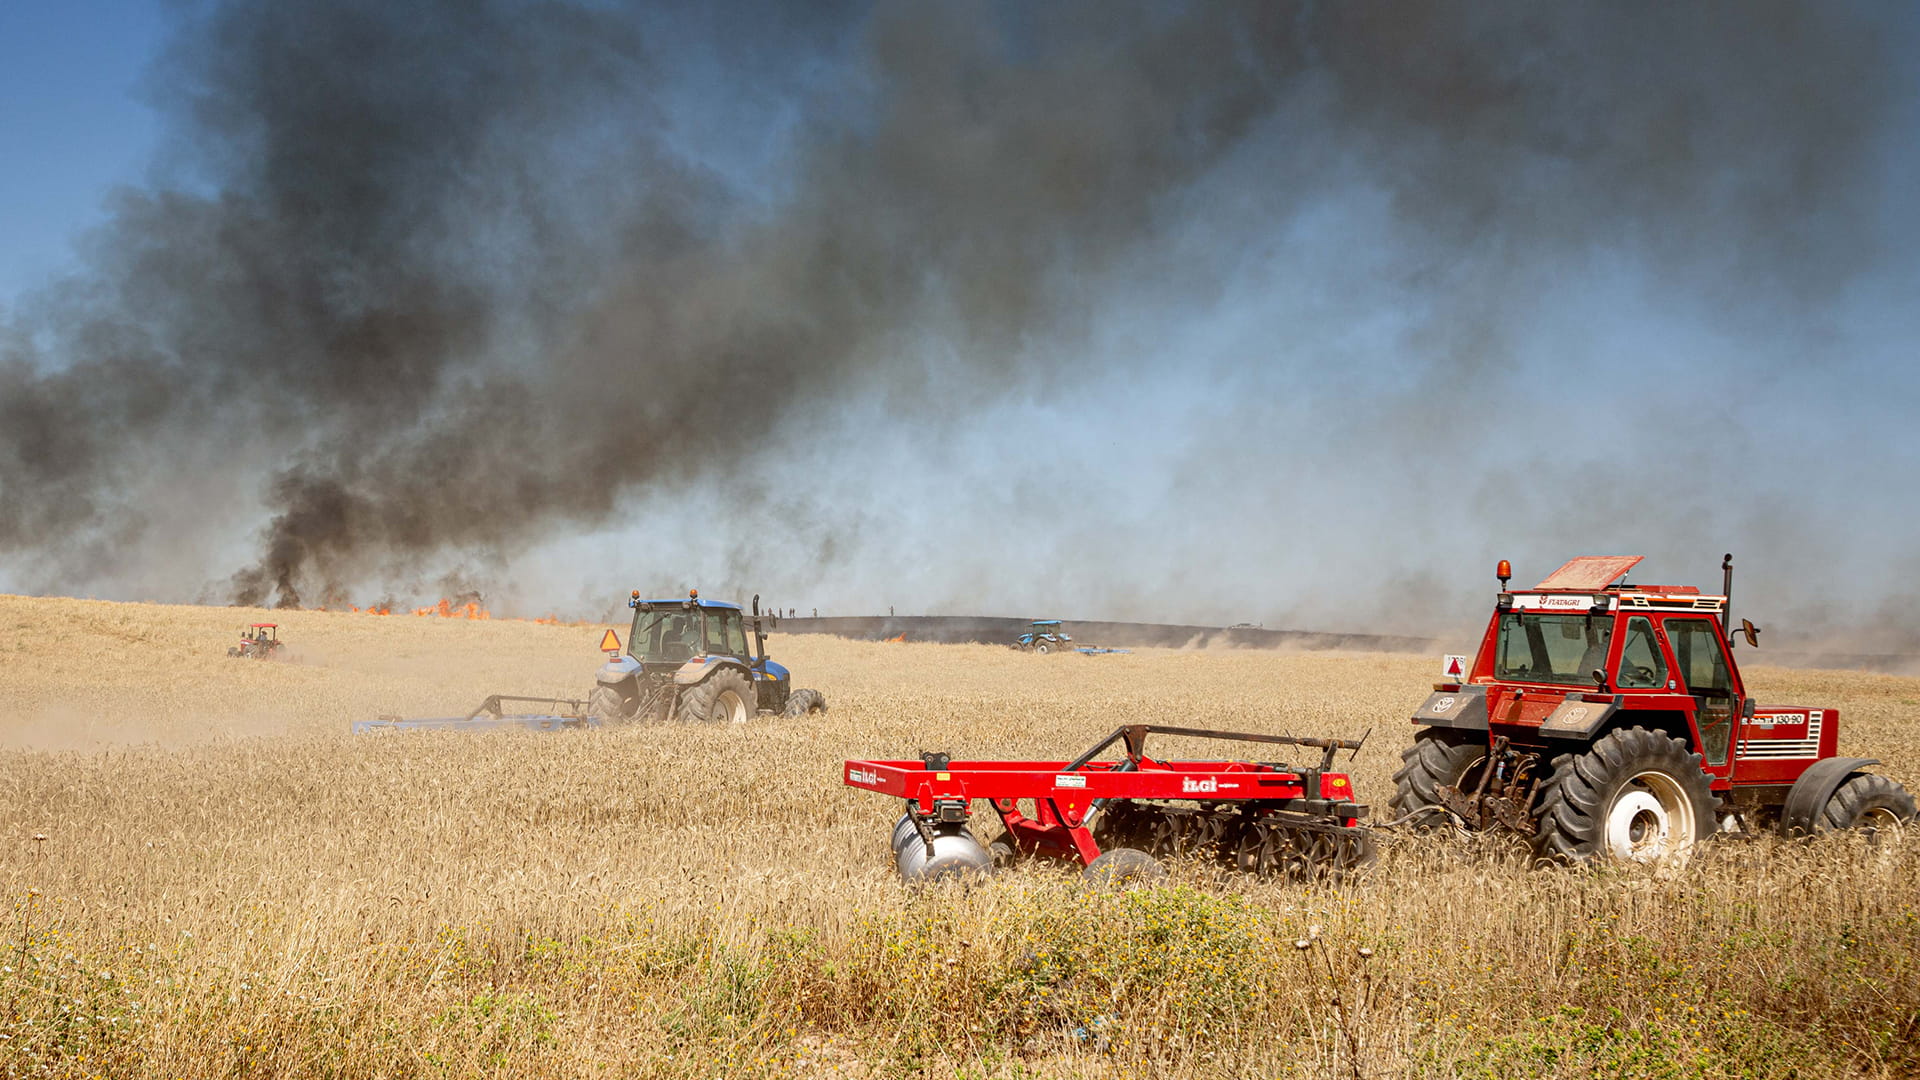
[1,1,1914,642]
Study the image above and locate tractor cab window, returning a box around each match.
[1615,617,1668,689]
[1494,613,1613,687]
[706,609,749,657]
[1667,618,1732,696]
[631,609,704,662]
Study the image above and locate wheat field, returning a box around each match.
[1,594,1917,1079]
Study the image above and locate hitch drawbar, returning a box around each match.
[844,724,1375,884]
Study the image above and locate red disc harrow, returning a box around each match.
[845,724,1374,884]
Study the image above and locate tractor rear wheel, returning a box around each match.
[1389,729,1488,829]
[782,688,827,718]
[1820,773,1916,833]
[1533,726,1716,864]
[588,685,636,723]
[677,669,754,724]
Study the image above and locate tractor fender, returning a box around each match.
[1411,685,1488,732]
[760,659,791,682]
[596,654,642,686]
[673,656,750,687]
[1779,757,1881,837]
[1536,698,1620,740]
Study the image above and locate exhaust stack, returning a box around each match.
[1721,553,1736,648]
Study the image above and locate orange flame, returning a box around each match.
[409,599,489,619]
[329,599,593,623]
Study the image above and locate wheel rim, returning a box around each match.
[1859,806,1903,833]
[1603,771,1695,861]
[718,689,748,724]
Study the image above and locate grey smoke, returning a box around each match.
[1,1,1915,644]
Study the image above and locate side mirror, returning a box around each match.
[1739,619,1761,648]
[1742,698,1756,720]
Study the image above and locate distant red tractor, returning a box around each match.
[1393,555,1914,862]
[227,623,283,660]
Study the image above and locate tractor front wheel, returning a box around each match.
[1389,729,1488,830]
[677,669,754,724]
[1533,726,1717,864]
[782,688,827,718]
[1820,773,1916,833]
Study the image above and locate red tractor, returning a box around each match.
[227,623,283,660]
[1392,555,1914,862]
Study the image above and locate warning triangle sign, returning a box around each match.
[1443,654,1466,677]
[600,629,622,653]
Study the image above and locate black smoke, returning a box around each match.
[0,1,1908,616]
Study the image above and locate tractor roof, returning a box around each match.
[1516,556,1721,612]
[637,598,741,611]
[1031,620,1062,626]
[249,623,278,628]
[1533,556,1643,591]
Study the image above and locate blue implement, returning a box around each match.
[352,694,599,734]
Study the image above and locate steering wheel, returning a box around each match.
[1628,664,1656,685]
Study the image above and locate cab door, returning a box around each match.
[1661,617,1744,776]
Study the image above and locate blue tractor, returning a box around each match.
[590,591,827,724]
[1014,620,1073,654]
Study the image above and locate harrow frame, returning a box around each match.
[352,694,597,734]
[846,724,1370,876]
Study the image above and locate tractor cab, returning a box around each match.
[627,599,750,667]
[1452,555,1774,783]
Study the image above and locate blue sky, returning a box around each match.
[0,2,164,300]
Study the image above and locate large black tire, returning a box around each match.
[1389,729,1489,829]
[676,668,754,724]
[1081,847,1166,889]
[782,688,827,718]
[1820,773,1916,832]
[588,685,635,723]
[1534,726,1717,864]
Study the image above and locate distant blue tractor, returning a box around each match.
[591,592,827,724]
[1014,620,1073,654]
